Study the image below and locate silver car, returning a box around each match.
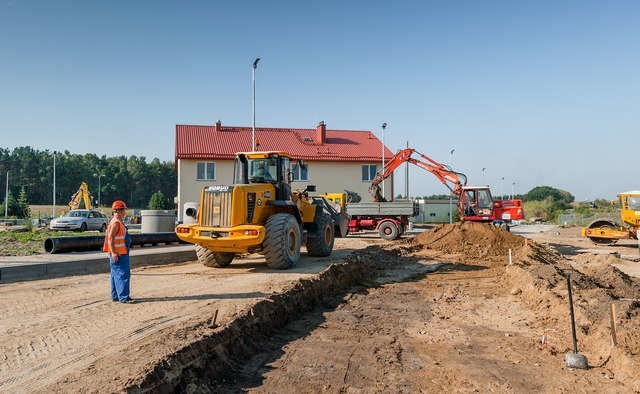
[49,209,109,232]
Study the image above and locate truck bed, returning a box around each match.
[347,200,418,217]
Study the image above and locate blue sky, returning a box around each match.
[1,1,638,201]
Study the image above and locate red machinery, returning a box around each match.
[370,148,524,225]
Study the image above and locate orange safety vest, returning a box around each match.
[103,218,128,255]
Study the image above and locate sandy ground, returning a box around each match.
[1,224,639,393]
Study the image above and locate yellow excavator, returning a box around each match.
[68,182,93,211]
[581,190,640,244]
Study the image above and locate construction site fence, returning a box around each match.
[557,212,619,227]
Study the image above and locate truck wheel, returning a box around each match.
[378,221,399,240]
[264,213,301,269]
[307,213,334,257]
[196,245,234,267]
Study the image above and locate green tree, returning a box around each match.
[0,194,18,218]
[16,187,31,219]
[524,186,574,204]
[148,191,172,210]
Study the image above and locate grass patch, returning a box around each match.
[0,229,102,256]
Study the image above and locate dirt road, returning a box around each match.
[1,224,639,393]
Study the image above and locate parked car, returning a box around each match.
[49,209,109,232]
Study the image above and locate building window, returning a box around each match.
[361,165,378,181]
[292,163,309,181]
[196,162,215,180]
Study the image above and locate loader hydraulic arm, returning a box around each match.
[370,148,468,202]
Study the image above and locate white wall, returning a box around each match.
[177,159,392,221]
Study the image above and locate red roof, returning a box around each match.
[175,123,393,162]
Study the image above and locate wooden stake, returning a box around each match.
[610,303,618,347]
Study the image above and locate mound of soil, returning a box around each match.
[411,221,527,263]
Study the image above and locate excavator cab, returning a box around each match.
[460,187,495,219]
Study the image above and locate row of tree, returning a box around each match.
[0,147,176,216]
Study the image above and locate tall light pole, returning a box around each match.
[511,181,516,199]
[449,148,455,224]
[94,173,105,207]
[482,167,486,185]
[252,57,260,151]
[500,176,505,199]
[380,122,388,200]
[4,171,8,218]
[52,151,56,217]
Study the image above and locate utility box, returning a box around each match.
[141,210,176,233]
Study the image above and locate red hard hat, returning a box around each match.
[112,200,127,210]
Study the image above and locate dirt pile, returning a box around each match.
[410,222,639,384]
[411,221,527,263]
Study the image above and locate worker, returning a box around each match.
[103,200,134,304]
[463,190,477,216]
[254,161,273,180]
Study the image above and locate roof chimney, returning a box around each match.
[316,121,326,145]
[215,120,222,132]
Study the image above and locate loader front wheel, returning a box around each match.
[264,213,301,269]
[306,213,334,257]
[196,245,235,267]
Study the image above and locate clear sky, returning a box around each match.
[1,0,638,201]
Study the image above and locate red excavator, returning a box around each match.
[370,148,524,227]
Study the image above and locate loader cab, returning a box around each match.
[234,151,292,200]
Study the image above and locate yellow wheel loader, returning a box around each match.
[176,151,336,269]
[581,191,640,245]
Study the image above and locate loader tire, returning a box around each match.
[306,213,334,257]
[378,221,399,240]
[264,213,301,269]
[196,245,234,267]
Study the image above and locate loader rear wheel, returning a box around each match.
[378,221,399,240]
[587,220,618,245]
[195,245,235,267]
[264,213,301,269]
[307,213,334,257]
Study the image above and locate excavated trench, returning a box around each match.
[128,246,433,393]
[126,222,640,393]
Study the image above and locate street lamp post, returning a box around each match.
[511,181,516,199]
[94,173,105,207]
[381,122,388,200]
[449,148,455,224]
[252,57,260,151]
[4,171,8,218]
[500,177,505,200]
[482,167,486,185]
[52,151,56,217]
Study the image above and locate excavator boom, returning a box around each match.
[68,182,93,211]
[370,148,467,201]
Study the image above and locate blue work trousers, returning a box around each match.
[110,253,131,302]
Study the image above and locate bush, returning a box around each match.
[148,191,173,210]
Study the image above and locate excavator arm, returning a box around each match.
[370,148,468,202]
[68,182,93,210]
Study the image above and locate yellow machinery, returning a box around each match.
[581,191,640,244]
[68,182,93,211]
[176,151,338,269]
